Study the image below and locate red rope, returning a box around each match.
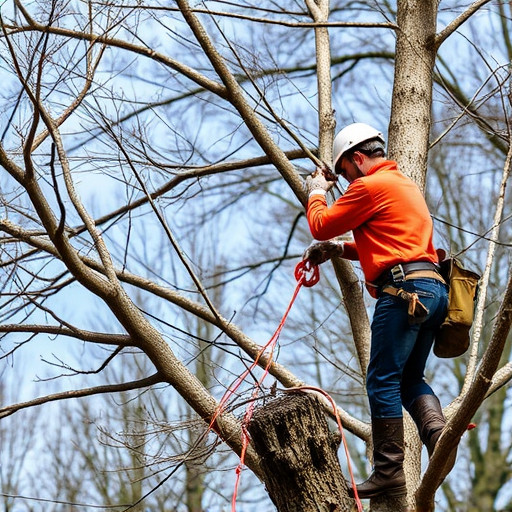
[294,259,320,287]
[208,269,304,434]
[210,260,362,511]
[230,267,306,510]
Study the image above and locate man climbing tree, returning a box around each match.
[304,122,455,499]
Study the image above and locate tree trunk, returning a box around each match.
[388,0,439,191]
[248,392,354,512]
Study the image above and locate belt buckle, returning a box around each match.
[391,264,405,282]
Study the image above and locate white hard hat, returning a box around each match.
[333,123,385,170]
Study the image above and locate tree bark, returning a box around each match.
[248,392,354,512]
[388,0,439,191]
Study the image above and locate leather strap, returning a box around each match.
[382,285,430,323]
[380,271,445,295]
[400,262,437,273]
[402,270,446,284]
[372,262,442,288]
[382,272,446,296]
[382,286,401,297]
[380,270,445,288]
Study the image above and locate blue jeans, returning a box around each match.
[367,278,449,418]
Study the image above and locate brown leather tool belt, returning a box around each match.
[372,262,446,288]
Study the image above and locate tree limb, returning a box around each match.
[0,324,132,346]
[462,118,512,394]
[3,20,228,99]
[0,373,163,419]
[175,0,306,204]
[0,217,369,439]
[435,0,494,49]
[416,263,512,507]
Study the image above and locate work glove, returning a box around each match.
[302,240,345,266]
[305,165,337,197]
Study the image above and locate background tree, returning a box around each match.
[0,376,41,512]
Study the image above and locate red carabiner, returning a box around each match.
[294,259,320,287]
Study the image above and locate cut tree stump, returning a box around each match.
[248,391,355,512]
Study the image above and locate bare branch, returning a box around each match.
[175,0,306,204]
[0,224,264,473]
[486,362,512,397]
[74,149,308,237]
[435,0,494,49]
[0,136,113,298]
[2,20,228,99]
[0,373,163,419]
[0,324,132,346]
[103,120,222,320]
[462,114,512,393]
[0,217,368,438]
[31,41,107,151]
[92,3,398,29]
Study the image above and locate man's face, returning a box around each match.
[338,155,363,183]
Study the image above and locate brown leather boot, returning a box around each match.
[408,394,457,480]
[348,417,407,499]
[409,394,446,455]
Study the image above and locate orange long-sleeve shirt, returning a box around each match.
[307,160,438,286]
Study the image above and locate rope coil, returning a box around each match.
[294,259,320,287]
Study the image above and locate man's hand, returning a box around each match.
[302,240,345,265]
[305,165,337,197]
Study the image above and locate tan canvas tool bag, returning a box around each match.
[434,258,480,358]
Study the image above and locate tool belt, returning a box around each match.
[373,261,445,287]
[375,262,446,324]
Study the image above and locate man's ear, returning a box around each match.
[352,151,365,165]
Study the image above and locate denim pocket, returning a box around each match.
[402,279,436,298]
